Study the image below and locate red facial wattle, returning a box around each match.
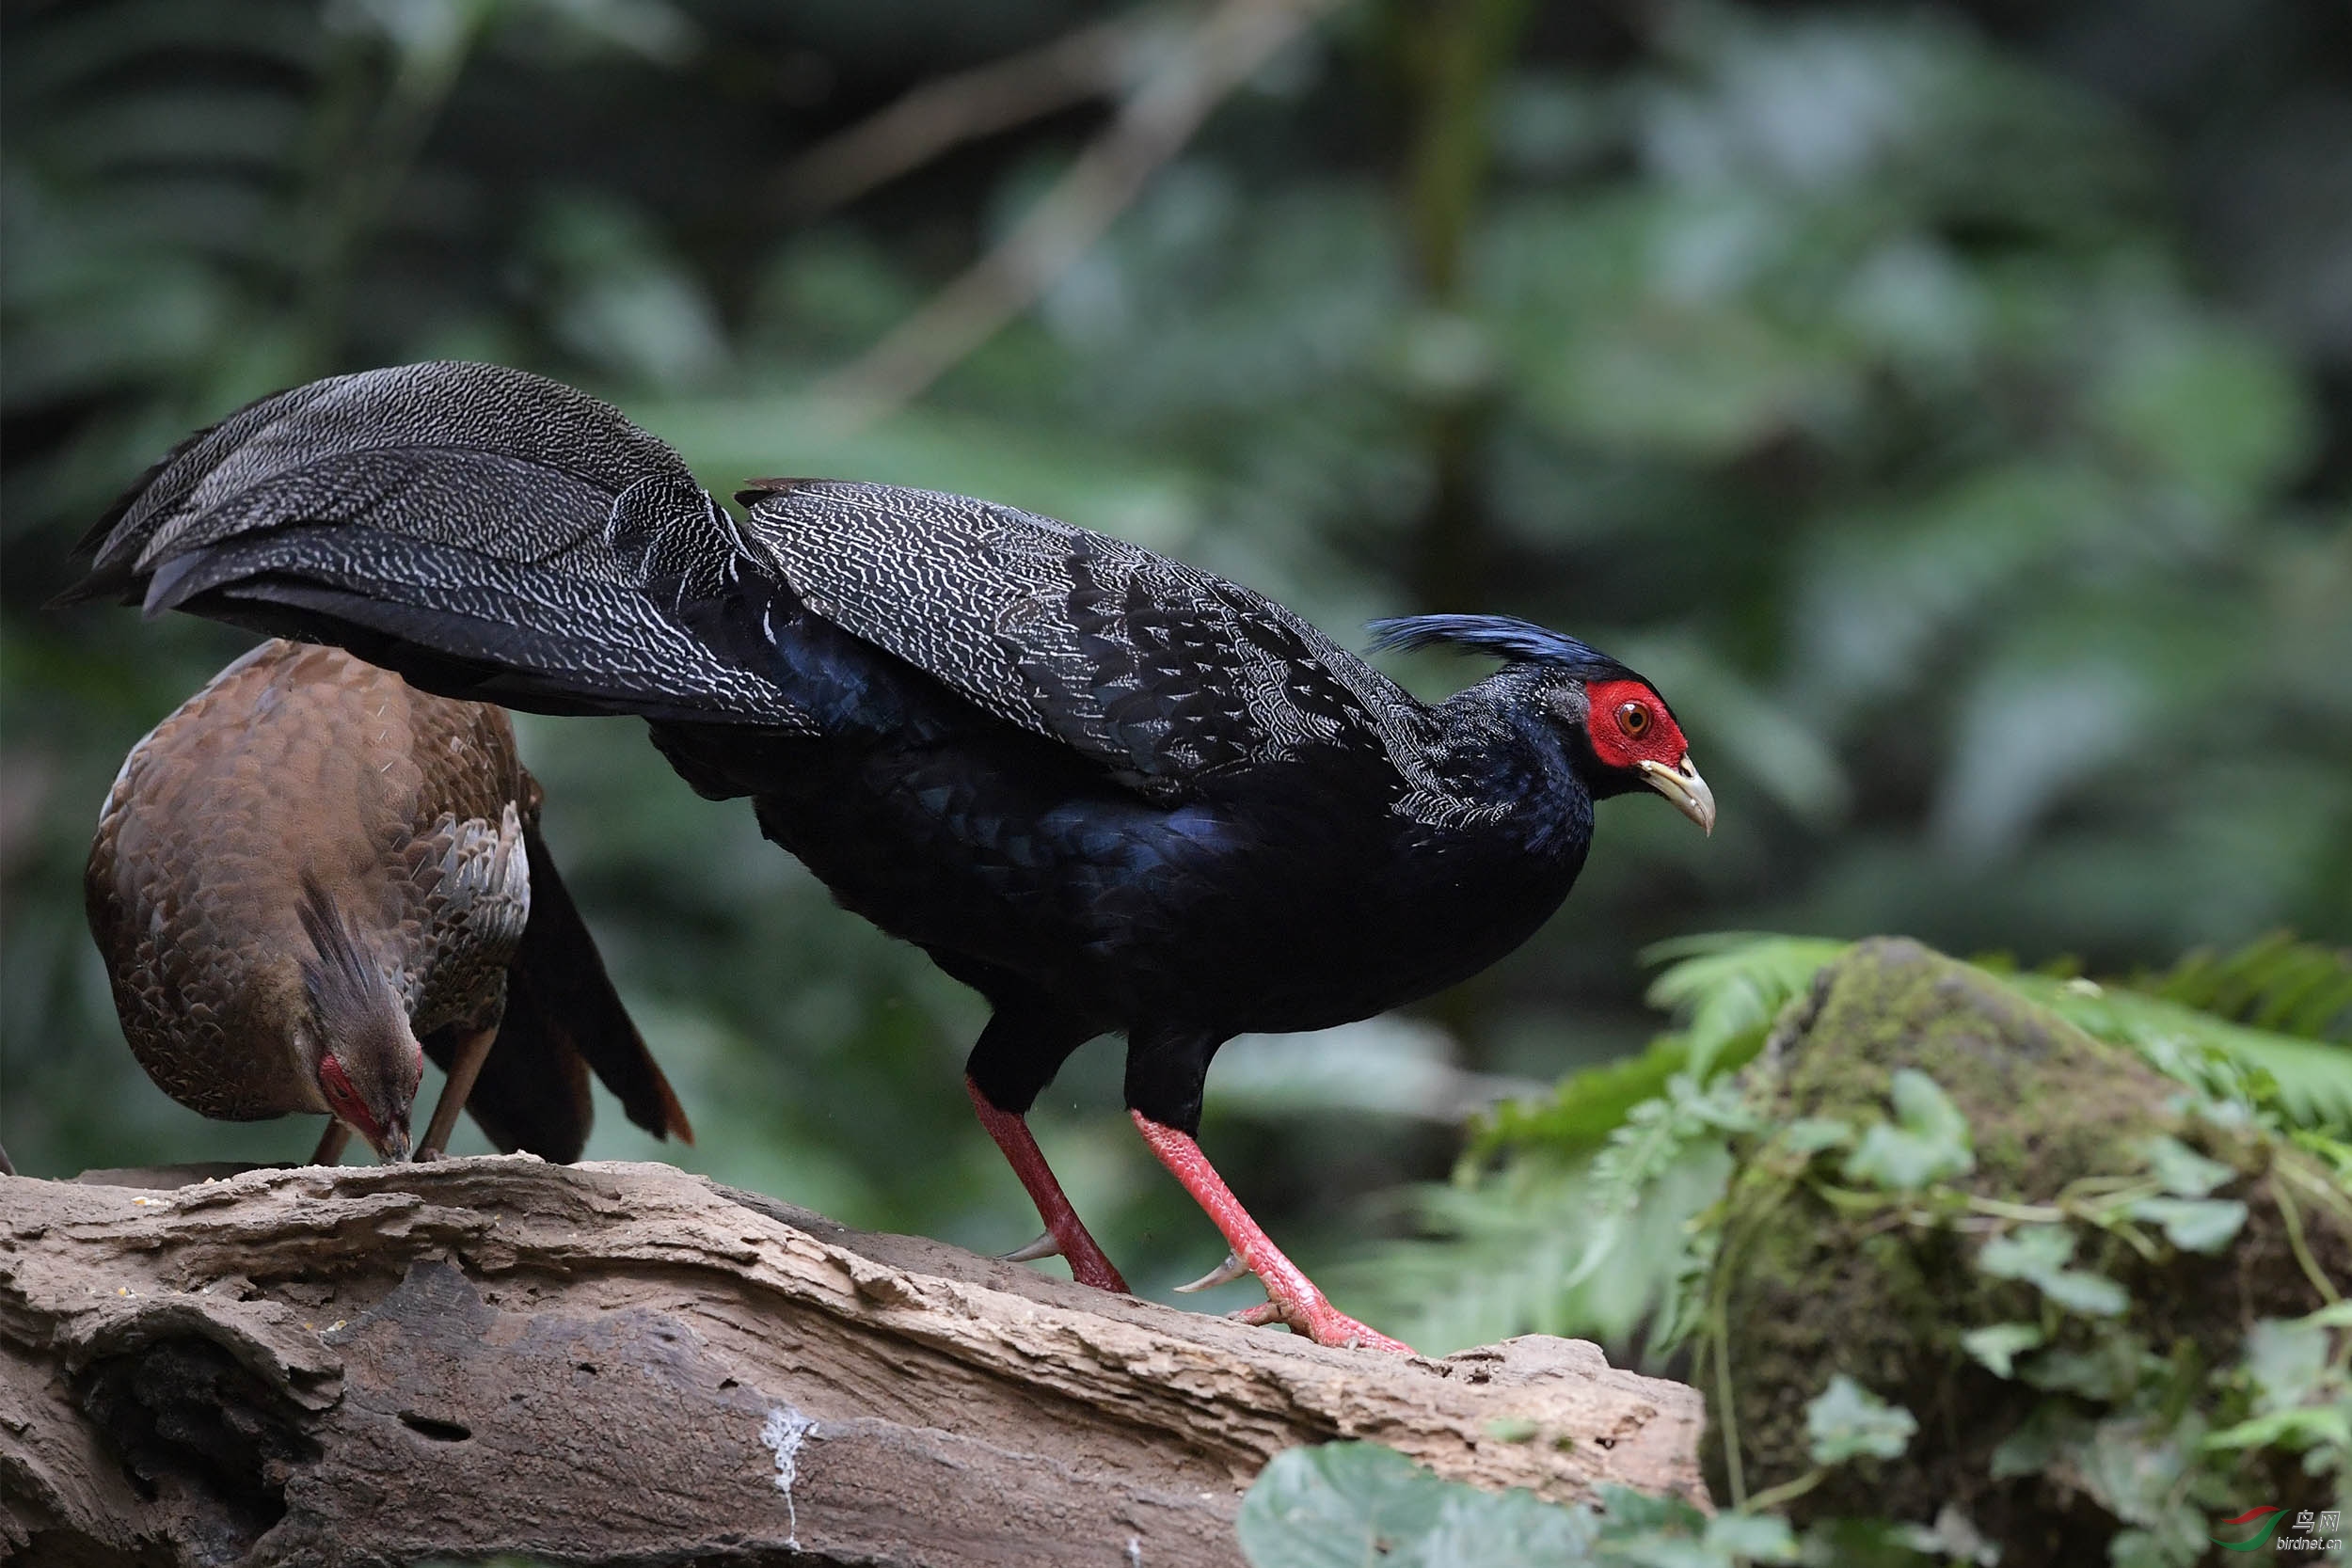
[317,1052,383,1143]
[1581,677,1716,834]
[1581,678,1687,771]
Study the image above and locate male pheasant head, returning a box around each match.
[1368,614,1716,833]
[294,875,422,1161]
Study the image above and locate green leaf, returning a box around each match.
[1990,1404,2094,1481]
[1421,1489,1607,1568]
[2125,1196,2248,1253]
[2106,1529,2189,1568]
[1893,1505,2001,1567]
[2019,1344,2140,1402]
[1839,1125,1968,1190]
[1549,1075,1756,1299]
[1978,1223,2076,1280]
[2035,1269,2131,1318]
[1840,1069,1975,1190]
[2240,1316,2332,1413]
[1236,1443,1602,1568]
[2201,1404,2352,1454]
[1889,1069,1971,1145]
[1804,1374,1917,1465]
[1589,1487,1799,1567]
[1780,1117,1854,1155]
[2074,1414,2204,1547]
[1701,1513,1798,1561]
[1976,1225,2127,1316]
[1960,1322,2043,1378]
[1237,1443,1450,1568]
[1593,1483,1710,1535]
[2135,1134,2235,1199]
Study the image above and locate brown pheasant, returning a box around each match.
[86,639,691,1164]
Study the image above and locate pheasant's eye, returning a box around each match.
[320,1055,358,1114]
[1616,702,1649,737]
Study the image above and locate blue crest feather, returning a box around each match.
[1366,614,1617,670]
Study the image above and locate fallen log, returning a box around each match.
[1,1156,1706,1567]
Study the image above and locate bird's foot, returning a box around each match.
[1229,1295,1413,1354]
[1130,1111,1413,1355]
[1171,1245,1411,1357]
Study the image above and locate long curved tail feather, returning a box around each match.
[65,361,810,731]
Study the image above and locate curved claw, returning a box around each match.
[1000,1230,1063,1264]
[1173,1250,1249,1294]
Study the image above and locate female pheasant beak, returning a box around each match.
[362,1114,414,1164]
[316,1045,420,1163]
[1636,756,1716,835]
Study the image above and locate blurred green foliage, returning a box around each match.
[3,0,2347,1337]
[1237,1441,1789,1567]
[1361,931,2351,1358]
[1339,939,2348,1561]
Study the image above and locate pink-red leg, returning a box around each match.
[418,1025,496,1161]
[966,1076,1130,1293]
[1131,1111,1413,1354]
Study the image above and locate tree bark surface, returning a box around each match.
[0,1156,1706,1567]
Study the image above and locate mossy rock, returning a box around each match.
[1700,937,2350,1559]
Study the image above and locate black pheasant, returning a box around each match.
[69,361,1713,1350]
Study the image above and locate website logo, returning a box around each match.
[2214,1508,2288,1552]
[2214,1505,2346,1555]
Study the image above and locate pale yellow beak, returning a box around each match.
[1636,756,1716,835]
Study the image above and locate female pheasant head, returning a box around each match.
[294,875,421,1161]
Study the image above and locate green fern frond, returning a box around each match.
[1997,934,2352,1133]
[1642,933,1852,1079]
[1631,931,2352,1136]
[1470,935,1850,1164]
[1467,1034,1694,1163]
[2135,932,2352,1040]
[2008,973,2352,1132]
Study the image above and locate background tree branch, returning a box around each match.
[771,11,1168,219]
[809,0,1343,435]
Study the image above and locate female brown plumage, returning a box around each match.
[86,639,691,1163]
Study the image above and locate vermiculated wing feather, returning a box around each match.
[84,362,682,574]
[738,479,1423,793]
[68,362,812,730]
